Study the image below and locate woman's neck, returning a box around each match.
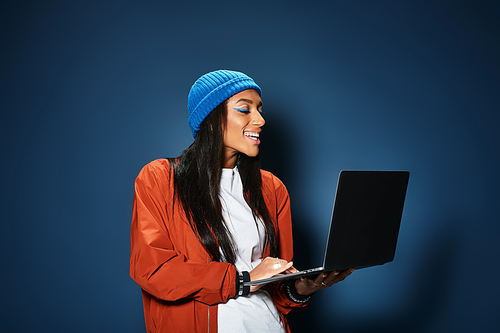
[223,151,238,169]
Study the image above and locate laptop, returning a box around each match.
[245,170,410,286]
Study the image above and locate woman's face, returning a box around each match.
[223,89,265,168]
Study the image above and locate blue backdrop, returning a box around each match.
[1,0,499,332]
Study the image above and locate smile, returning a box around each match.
[244,132,260,142]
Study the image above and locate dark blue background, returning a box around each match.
[1,0,499,332]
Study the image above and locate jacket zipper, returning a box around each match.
[207,253,212,333]
[208,305,210,333]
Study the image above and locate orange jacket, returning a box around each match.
[130,159,307,332]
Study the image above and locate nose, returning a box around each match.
[252,111,265,127]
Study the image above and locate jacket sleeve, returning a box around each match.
[129,160,238,305]
[266,175,309,313]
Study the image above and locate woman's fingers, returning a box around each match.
[284,265,299,274]
[322,268,355,286]
[273,261,294,274]
[248,257,294,292]
[333,268,355,283]
[262,257,293,274]
[294,268,356,296]
[251,257,293,281]
[314,272,336,287]
[307,268,355,289]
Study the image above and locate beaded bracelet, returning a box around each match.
[286,282,311,303]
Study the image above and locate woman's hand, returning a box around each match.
[294,268,355,296]
[249,257,296,292]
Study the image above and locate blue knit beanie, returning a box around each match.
[188,70,262,138]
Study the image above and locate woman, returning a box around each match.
[130,70,353,332]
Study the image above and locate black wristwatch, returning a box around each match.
[238,271,250,296]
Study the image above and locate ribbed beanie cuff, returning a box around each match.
[188,70,261,138]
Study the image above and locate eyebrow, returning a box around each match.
[235,98,263,108]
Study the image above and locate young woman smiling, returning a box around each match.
[129,70,353,332]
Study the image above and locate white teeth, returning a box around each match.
[244,132,259,139]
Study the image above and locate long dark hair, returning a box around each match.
[168,100,278,264]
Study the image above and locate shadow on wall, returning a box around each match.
[291,224,459,332]
[259,111,322,331]
[259,106,317,273]
[259,111,294,185]
[260,114,460,331]
[286,212,322,332]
